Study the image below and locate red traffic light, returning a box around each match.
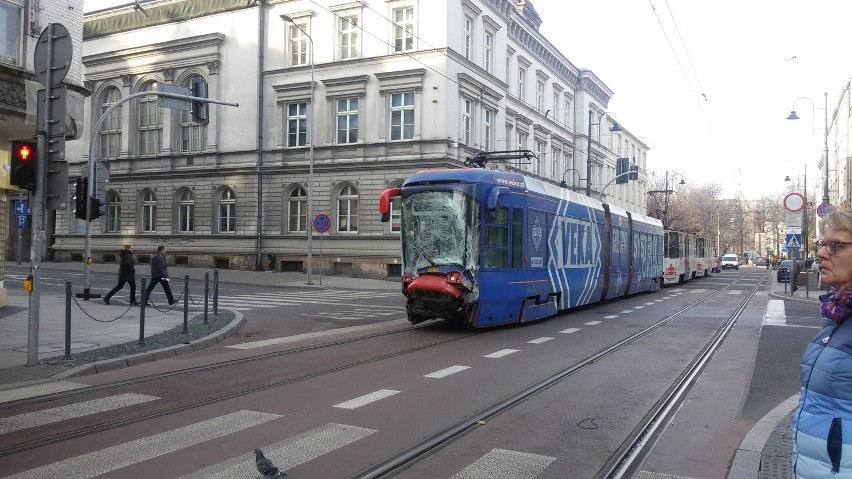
[10,139,37,190]
[15,142,34,162]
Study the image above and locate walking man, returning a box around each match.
[104,244,137,305]
[145,245,176,305]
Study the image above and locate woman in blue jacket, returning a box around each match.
[793,209,852,476]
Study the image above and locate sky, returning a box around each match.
[83,0,852,201]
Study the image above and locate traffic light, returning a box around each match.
[88,196,104,220]
[74,176,87,220]
[10,140,37,190]
[191,77,209,125]
[616,157,630,184]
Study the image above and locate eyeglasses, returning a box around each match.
[815,239,852,255]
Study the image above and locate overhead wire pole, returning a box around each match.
[81,91,238,298]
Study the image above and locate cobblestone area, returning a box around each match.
[0,311,234,386]
[760,410,795,479]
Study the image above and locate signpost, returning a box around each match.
[313,214,330,285]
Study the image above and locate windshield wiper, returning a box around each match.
[404,232,438,268]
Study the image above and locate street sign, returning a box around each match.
[313,214,330,233]
[33,24,72,87]
[15,200,31,215]
[783,192,805,212]
[785,211,803,228]
[158,84,192,111]
[785,226,802,235]
[817,202,835,218]
[786,234,802,249]
[16,215,27,229]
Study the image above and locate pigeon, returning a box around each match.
[255,449,287,478]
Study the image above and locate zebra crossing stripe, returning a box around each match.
[226,320,403,350]
[484,349,521,359]
[179,423,377,479]
[451,448,555,479]
[3,410,281,479]
[527,337,554,344]
[334,389,400,409]
[763,299,788,326]
[0,380,86,404]
[424,365,471,378]
[0,393,159,434]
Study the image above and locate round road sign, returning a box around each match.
[34,24,72,87]
[817,202,835,218]
[783,192,805,212]
[313,214,330,233]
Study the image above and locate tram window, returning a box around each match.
[484,206,509,269]
[666,232,681,257]
[511,208,523,268]
[696,238,705,257]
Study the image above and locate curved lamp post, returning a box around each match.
[585,108,622,196]
[786,92,830,207]
[560,168,584,189]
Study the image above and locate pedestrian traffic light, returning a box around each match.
[74,176,87,220]
[88,196,104,220]
[10,140,37,190]
[191,77,209,126]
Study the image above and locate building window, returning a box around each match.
[563,96,571,127]
[389,91,414,141]
[505,53,511,83]
[393,7,414,52]
[463,16,473,60]
[141,190,157,232]
[484,31,493,73]
[483,109,493,152]
[461,98,473,145]
[337,97,359,144]
[536,80,544,112]
[106,191,121,233]
[180,76,208,153]
[288,22,308,66]
[505,124,513,149]
[337,185,359,233]
[535,140,545,175]
[0,2,22,66]
[339,15,359,60]
[287,102,307,147]
[177,189,195,233]
[390,196,402,232]
[218,188,236,233]
[518,68,526,102]
[551,147,561,180]
[100,87,122,159]
[288,187,307,232]
[517,131,528,168]
[138,82,162,156]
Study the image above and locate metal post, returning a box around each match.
[203,272,209,325]
[138,277,147,346]
[181,275,189,334]
[213,268,219,316]
[823,91,830,205]
[65,280,71,358]
[17,228,22,265]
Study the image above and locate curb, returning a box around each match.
[727,395,799,479]
[51,310,245,379]
[768,290,822,304]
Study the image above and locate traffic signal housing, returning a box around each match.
[74,176,87,220]
[616,157,630,184]
[191,78,209,125]
[10,140,37,190]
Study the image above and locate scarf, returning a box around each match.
[820,286,852,325]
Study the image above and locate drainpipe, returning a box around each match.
[255,0,267,271]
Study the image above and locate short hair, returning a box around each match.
[157,245,165,252]
[820,209,852,235]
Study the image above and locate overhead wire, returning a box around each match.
[647,0,699,104]
[662,0,706,101]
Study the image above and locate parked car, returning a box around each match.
[754,257,768,267]
[721,254,739,270]
[777,260,804,282]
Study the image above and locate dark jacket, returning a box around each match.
[118,249,135,281]
[150,252,168,279]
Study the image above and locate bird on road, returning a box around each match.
[255,449,288,478]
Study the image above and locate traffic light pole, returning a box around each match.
[81,91,238,298]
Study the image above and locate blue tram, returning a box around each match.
[379,168,665,327]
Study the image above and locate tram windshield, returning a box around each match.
[401,191,480,274]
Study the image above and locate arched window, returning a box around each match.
[177,189,195,233]
[106,191,121,233]
[180,75,208,153]
[100,87,121,159]
[138,81,162,156]
[337,185,359,233]
[141,190,157,232]
[218,188,236,233]
[288,187,307,233]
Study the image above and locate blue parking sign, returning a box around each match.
[16,215,27,229]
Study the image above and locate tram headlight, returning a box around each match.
[446,271,463,284]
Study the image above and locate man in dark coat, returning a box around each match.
[144,245,176,305]
[104,244,137,305]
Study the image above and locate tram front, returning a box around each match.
[380,185,481,325]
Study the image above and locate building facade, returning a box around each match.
[57,0,651,278]
[1,0,86,306]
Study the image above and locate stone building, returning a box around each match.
[56,0,651,279]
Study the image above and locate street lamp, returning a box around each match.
[560,168,584,189]
[647,171,685,229]
[281,14,315,285]
[786,92,830,208]
[585,108,622,196]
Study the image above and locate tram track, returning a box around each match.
[351,272,770,478]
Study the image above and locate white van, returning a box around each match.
[721,254,739,270]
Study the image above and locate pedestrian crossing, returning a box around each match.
[203,290,400,312]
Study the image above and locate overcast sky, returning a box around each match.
[84,0,851,201]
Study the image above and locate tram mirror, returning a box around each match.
[487,187,510,209]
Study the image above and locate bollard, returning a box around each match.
[139,277,147,346]
[182,275,189,334]
[65,280,72,358]
[203,272,209,325]
[213,268,219,316]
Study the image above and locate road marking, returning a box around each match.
[727,290,743,295]
[527,337,554,344]
[690,289,708,294]
[559,328,581,334]
[424,365,471,378]
[655,299,664,302]
[603,315,618,319]
[3,410,280,479]
[644,302,656,305]
[0,380,87,404]
[484,349,521,359]
[585,321,602,325]
[763,300,787,326]
[181,423,377,478]
[620,309,633,314]
[226,320,405,350]
[334,389,400,409]
[633,305,645,309]
[452,448,555,479]
[0,393,159,434]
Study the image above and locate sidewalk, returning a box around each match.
[0,262,399,390]
[727,267,822,479]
